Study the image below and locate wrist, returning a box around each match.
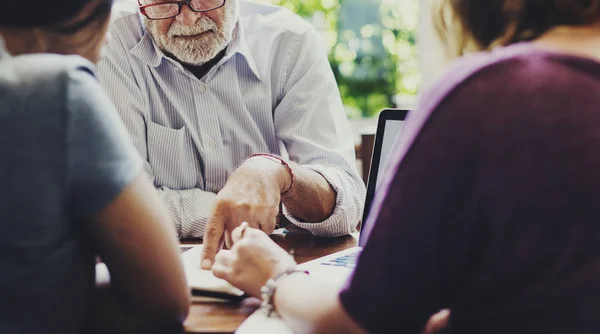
[247,154,294,195]
[260,267,308,315]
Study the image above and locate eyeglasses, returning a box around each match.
[138,0,226,20]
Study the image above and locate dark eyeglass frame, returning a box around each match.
[138,0,227,20]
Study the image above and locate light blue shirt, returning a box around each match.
[98,1,365,238]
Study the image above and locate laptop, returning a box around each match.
[297,108,409,285]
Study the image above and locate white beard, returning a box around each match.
[146,1,238,65]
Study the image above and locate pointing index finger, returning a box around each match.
[201,210,226,269]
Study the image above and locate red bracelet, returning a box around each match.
[249,153,295,195]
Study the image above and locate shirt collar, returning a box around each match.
[225,22,261,80]
[130,15,167,68]
[130,17,261,80]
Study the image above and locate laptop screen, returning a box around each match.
[375,119,406,191]
[360,109,409,235]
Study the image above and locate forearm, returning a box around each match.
[273,273,364,334]
[281,164,365,236]
[282,164,336,223]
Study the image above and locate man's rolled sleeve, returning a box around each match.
[276,28,366,237]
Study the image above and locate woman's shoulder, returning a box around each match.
[0,53,104,131]
[0,53,107,154]
[421,43,600,114]
[385,44,600,188]
[1,53,96,102]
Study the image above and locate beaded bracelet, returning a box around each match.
[260,268,310,316]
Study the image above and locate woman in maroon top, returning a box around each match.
[208,1,600,333]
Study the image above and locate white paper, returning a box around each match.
[95,262,111,286]
[180,245,244,296]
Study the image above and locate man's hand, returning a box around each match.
[200,156,292,269]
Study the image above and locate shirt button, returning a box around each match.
[209,139,217,148]
[199,84,207,92]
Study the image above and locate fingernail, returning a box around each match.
[201,259,212,270]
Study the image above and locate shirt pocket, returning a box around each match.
[146,121,202,190]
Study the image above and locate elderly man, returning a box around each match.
[98,0,365,262]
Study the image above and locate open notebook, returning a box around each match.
[180,245,246,301]
[180,229,290,301]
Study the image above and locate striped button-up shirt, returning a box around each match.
[98,1,365,238]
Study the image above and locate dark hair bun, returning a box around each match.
[0,0,112,28]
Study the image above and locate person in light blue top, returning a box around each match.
[98,1,366,259]
[0,0,189,333]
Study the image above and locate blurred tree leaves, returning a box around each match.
[254,0,419,118]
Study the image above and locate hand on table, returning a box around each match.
[201,156,292,269]
[212,225,297,297]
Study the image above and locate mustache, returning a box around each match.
[168,17,217,37]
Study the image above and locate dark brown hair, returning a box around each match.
[44,0,113,58]
[0,0,112,31]
[436,0,600,56]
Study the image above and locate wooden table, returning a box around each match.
[182,233,358,334]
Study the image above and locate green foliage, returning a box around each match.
[254,0,419,118]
